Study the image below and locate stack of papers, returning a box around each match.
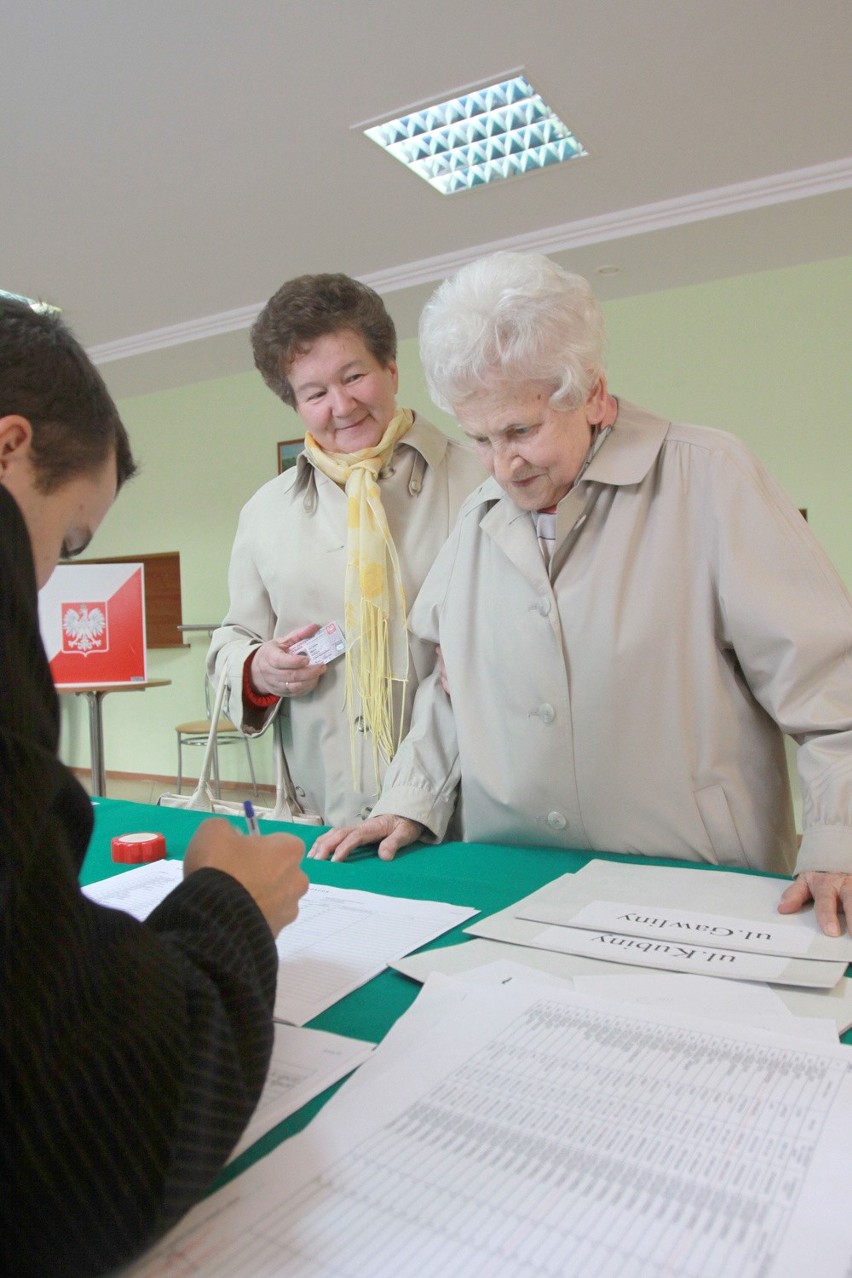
[392,860,852,1035]
[271,884,477,1024]
[396,951,843,1042]
[83,861,477,1025]
[228,1024,374,1161]
[125,971,852,1277]
[83,857,182,918]
[467,860,852,989]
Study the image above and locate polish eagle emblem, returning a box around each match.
[62,603,107,654]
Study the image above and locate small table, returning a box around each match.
[59,679,171,796]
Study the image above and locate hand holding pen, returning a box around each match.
[183,812,308,936]
[243,799,260,835]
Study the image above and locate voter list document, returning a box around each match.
[124,981,852,1278]
[272,884,477,1024]
[83,862,477,1024]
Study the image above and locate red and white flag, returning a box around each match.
[38,563,147,686]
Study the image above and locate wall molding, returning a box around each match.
[90,156,852,366]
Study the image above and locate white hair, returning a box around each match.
[419,251,606,412]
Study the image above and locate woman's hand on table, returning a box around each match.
[251,625,327,698]
[184,818,309,936]
[777,871,852,937]
[309,814,424,863]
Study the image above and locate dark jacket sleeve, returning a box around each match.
[0,489,279,1277]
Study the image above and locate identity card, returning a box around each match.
[291,621,346,665]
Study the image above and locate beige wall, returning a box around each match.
[60,254,852,803]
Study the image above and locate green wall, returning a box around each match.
[602,257,852,585]
[60,255,852,805]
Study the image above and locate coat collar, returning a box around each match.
[293,410,446,489]
[579,399,670,488]
[474,400,671,579]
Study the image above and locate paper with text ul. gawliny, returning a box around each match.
[515,860,852,960]
[467,860,851,988]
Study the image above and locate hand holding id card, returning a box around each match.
[291,621,345,666]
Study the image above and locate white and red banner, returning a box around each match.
[38,562,147,687]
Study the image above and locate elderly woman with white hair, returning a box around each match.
[312,251,852,937]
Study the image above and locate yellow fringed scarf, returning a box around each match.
[303,408,414,783]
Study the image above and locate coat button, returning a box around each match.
[354,715,368,733]
[359,805,373,820]
[547,810,567,830]
[538,703,555,724]
[537,597,551,616]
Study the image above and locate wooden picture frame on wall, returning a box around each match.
[80,551,185,648]
[277,438,303,474]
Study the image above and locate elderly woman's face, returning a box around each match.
[456,378,606,511]
[288,328,399,454]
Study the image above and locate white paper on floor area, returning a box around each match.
[515,859,852,961]
[125,978,852,1278]
[392,936,852,1034]
[228,1024,374,1161]
[272,883,477,1024]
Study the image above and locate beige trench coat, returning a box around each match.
[208,417,485,826]
[372,402,852,876]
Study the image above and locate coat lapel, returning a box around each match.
[479,491,553,599]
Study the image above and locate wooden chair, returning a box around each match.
[175,674,258,798]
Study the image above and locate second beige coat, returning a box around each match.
[372,402,852,877]
[209,418,485,827]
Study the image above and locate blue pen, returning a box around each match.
[243,799,260,835]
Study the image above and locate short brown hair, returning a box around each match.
[251,273,397,408]
[0,296,136,493]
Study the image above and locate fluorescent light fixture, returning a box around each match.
[0,288,61,315]
[363,74,587,195]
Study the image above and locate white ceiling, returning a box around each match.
[4,0,851,400]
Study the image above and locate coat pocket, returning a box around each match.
[694,783,750,868]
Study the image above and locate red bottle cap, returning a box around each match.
[111,832,167,863]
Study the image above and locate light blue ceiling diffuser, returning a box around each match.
[363,75,587,195]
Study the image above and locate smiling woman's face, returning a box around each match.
[287,328,399,455]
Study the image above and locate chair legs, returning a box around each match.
[211,738,221,799]
[244,735,259,797]
[176,727,257,797]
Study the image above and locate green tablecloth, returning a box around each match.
[83,798,826,1185]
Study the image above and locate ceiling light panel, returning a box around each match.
[364,75,587,195]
